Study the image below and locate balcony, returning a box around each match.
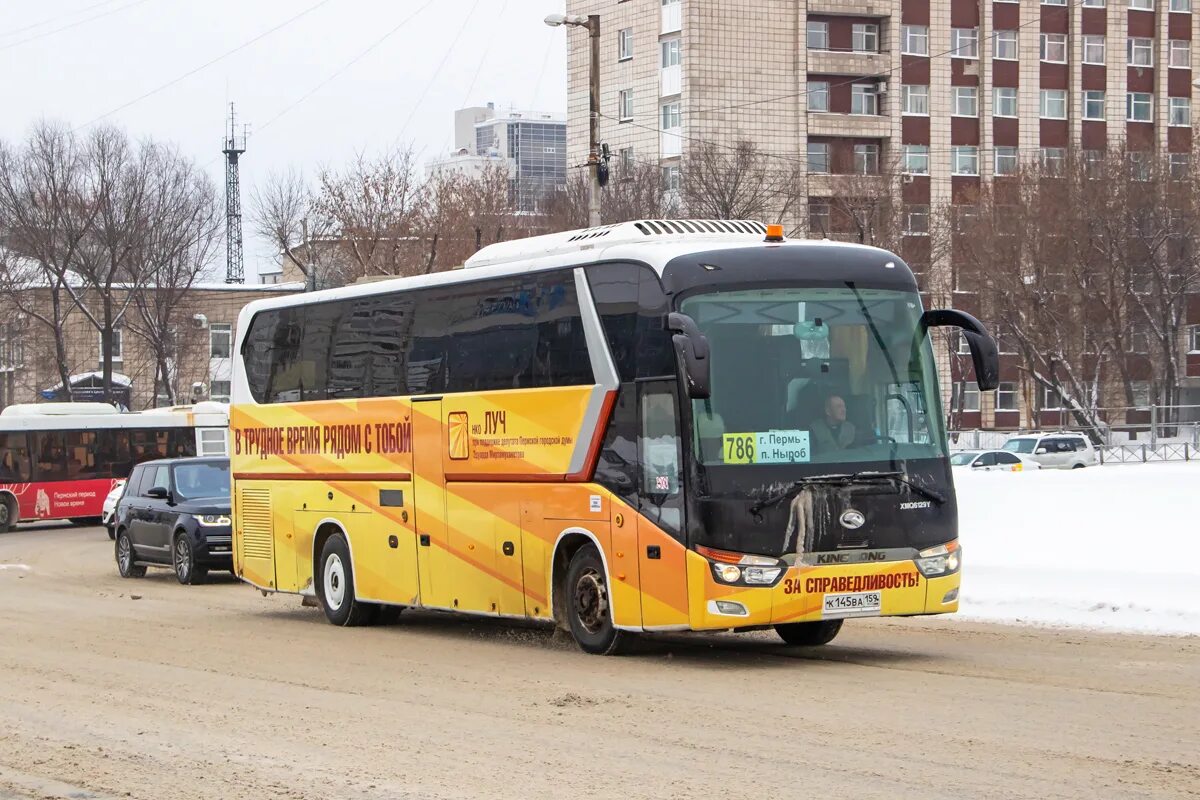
[807,112,892,138]
[807,48,889,77]
[807,1,892,16]
[661,64,681,97]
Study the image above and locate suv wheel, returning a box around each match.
[116,530,146,578]
[174,533,207,585]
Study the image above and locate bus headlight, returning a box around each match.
[198,515,231,527]
[915,542,961,577]
[698,545,784,586]
[714,564,742,583]
[743,566,783,585]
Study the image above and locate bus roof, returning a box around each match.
[0,402,229,431]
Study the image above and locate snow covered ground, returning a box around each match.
[954,461,1200,636]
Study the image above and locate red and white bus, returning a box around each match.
[0,402,229,531]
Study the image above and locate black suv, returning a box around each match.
[113,457,232,584]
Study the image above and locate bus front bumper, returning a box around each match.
[685,550,961,630]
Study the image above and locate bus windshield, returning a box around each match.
[681,287,947,470]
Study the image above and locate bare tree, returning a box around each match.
[248,168,338,290]
[681,141,798,224]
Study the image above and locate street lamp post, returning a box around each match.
[545,12,602,227]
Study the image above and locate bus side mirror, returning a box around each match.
[921,309,1000,392]
[667,312,711,400]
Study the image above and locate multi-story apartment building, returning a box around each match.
[428,103,568,213]
[567,0,1200,432]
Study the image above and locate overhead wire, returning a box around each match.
[0,0,124,39]
[0,0,155,52]
[74,0,338,131]
[398,0,484,139]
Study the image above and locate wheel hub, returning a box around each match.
[573,569,608,634]
[323,553,346,611]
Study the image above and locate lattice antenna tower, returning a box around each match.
[222,103,249,284]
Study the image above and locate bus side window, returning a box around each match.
[65,430,95,479]
[638,381,684,539]
[31,431,67,482]
[0,432,30,482]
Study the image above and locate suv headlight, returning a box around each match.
[915,541,961,577]
[197,515,231,527]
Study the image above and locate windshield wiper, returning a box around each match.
[747,470,945,516]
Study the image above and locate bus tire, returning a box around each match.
[775,619,843,647]
[116,530,146,578]
[564,544,626,656]
[173,532,207,585]
[0,495,16,532]
[316,533,373,627]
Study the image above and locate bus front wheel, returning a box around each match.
[775,619,843,647]
[316,533,374,627]
[565,545,627,656]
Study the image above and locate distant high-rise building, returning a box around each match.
[427,104,568,212]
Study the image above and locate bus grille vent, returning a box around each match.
[239,488,273,560]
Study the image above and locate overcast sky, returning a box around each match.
[0,0,569,281]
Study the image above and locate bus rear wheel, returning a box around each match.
[0,497,15,533]
[565,545,627,656]
[775,619,843,647]
[316,533,374,627]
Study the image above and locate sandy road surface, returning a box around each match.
[0,525,1197,800]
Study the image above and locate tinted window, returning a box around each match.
[244,270,593,402]
[995,452,1020,464]
[172,461,230,500]
[31,431,67,481]
[129,466,150,497]
[130,429,168,463]
[949,451,977,466]
[0,432,31,482]
[975,452,996,466]
[587,262,675,380]
[65,430,96,479]
[167,429,197,459]
[149,465,170,494]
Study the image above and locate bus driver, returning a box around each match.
[811,394,855,455]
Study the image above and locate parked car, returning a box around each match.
[113,457,232,584]
[101,479,127,539]
[950,450,1042,472]
[1002,432,1098,469]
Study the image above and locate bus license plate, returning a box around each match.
[823,591,881,617]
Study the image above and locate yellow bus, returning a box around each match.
[230,220,998,654]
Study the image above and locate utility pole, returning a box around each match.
[545,12,603,227]
[222,103,248,284]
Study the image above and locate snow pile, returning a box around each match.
[955,462,1200,635]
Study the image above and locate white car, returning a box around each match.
[950,449,1042,472]
[1002,432,1098,469]
[101,479,126,539]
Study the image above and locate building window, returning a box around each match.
[210,381,232,403]
[903,145,930,174]
[903,84,929,115]
[1083,35,1106,64]
[100,328,123,363]
[852,23,879,53]
[1042,385,1064,410]
[618,147,634,176]
[1040,89,1068,119]
[1189,325,1200,352]
[994,30,1019,60]
[1082,90,1107,120]
[618,89,634,121]
[951,28,978,59]
[1043,0,1067,4]
[1170,0,1190,10]
[661,163,680,192]
[661,37,680,68]
[1082,0,1106,6]
[209,323,232,358]
[994,146,1019,176]
[617,28,633,61]
[1130,0,1154,9]
[1128,37,1154,67]
[807,81,829,112]
[851,84,878,115]
[954,381,981,412]
[953,146,979,176]
[1083,149,1104,177]
[807,142,830,173]
[1128,150,1152,180]
[1170,96,1192,126]
[854,144,880,175]
[1131,381,1152,408]
[807,20,828,50]
[1170,152,1190,179]
[1170,39,1191,67]
[996,382,1018,411]
[952,86,978,117]
[1127,91,1153,121]
[660,101,681,130]
[1040,33,1068,63]
[905,204,930,235]
[902,25,928,56]
[808,202,831,235]
[994,86,1018,118]
[1040,147,1066,174]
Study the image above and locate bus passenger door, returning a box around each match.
[412,398,448,608]
[635,379,691,629]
